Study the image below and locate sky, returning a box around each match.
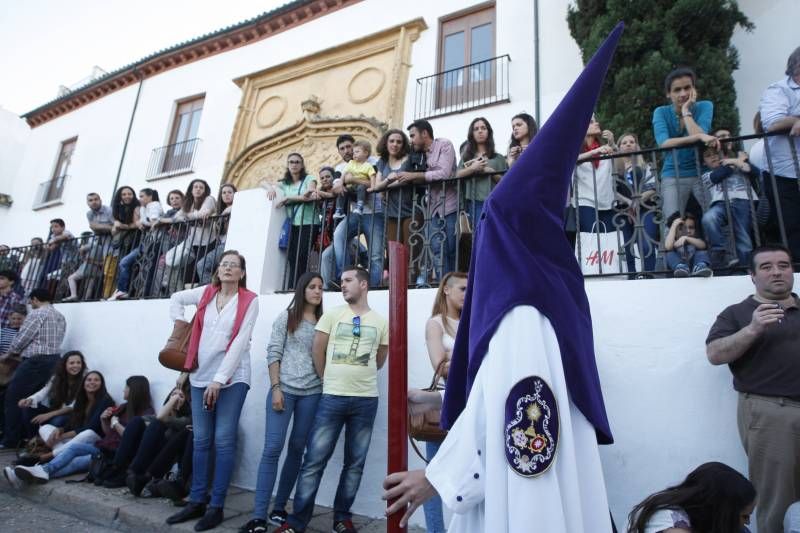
[0,0,286,115]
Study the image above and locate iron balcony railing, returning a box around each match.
[146,138,201,179]
[274,130,798,290]
[414,55,511,119]
[33,175,68,207]
[2,214,229,302]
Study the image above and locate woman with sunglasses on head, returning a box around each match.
[166,250,259,531]
[266,153,318,288]
[241,272,324,532]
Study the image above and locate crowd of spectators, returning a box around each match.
[1,48,798,298]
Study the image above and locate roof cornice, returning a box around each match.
[22,0,362,128]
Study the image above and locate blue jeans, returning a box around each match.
[2,354,59,447]
[665,245,711,271]
[334,213,386,287]
[189,382,249,508]
[577,206,615,233]
[116,247,140,292]
[465,200,484,228]
[44,441,97,479]
[286,395,379,529]
[423,440,445,533]
[196,242,226,285]
[426,212,457,282]
[252,390,321,520]
[621,208,659,272]
[702,199,753,266]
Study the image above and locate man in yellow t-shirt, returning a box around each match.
[279,266,388,533]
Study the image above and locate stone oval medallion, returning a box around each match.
[256,95,287,128]
[347,67,385,104]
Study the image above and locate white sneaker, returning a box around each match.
[14,464,49,483]
[3,466,23,490]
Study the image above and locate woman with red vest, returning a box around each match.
[165,249,259,531]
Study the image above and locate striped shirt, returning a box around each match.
[8,304,66,358]
[0,290,23,328]
[0,327,18,355]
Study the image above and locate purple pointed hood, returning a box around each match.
[440,23,624,444]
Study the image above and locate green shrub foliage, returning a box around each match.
[566,0,753,146]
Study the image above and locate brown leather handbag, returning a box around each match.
[408,360,448,460]
[158,319,194,372]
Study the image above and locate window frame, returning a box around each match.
[35,137,77,208]
[435,2,497,109]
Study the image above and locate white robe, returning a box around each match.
[426,306,612,533]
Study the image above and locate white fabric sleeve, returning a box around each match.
[28,377,54,408]
[426,367,487,513]
[212,298,260,385]
[169,286,205,322]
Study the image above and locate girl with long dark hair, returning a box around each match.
[19,350,86,438]
[164,179,217,291]
[196,183,237,284]
[7,371,115,486]
[109,188,165,300]
[13,374,154,487]
[101,186,141,297]
[506,112,538,167]
[123,376,193,498]
[456,117,508,224]
[628,462,755,533]
[241,271,324,532]
[167,250,258,530]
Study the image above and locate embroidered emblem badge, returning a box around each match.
[504,375,559,477]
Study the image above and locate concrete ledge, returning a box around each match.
[0,450,422,532]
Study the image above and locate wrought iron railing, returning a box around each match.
[275,130,799,290]
[146,138,201,179]
[2,214,229,302]
[414,55,511,119]
[33,175,68,207]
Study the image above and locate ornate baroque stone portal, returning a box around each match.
[224,18,427,190]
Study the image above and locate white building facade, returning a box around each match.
[0,1,797,530]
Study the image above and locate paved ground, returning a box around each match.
[0,450,422,532]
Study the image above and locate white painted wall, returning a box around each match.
[0,0,790,247]
[0,106,31,205]
[22,187,768,528]
[50,270,786,529]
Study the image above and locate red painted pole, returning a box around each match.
[387,241,408,533]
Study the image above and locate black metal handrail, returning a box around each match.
[146,138,201,179]
[3,214,229,302]
[414,55,511,119]
[275,130,799,290]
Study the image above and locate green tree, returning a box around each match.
[567,0,753,147]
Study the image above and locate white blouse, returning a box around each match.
[169,285,259,388]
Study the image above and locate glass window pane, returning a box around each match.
[470,23,493,81]
[443,31,465,89]
[187,109,202,140]
[174,113,191,145]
